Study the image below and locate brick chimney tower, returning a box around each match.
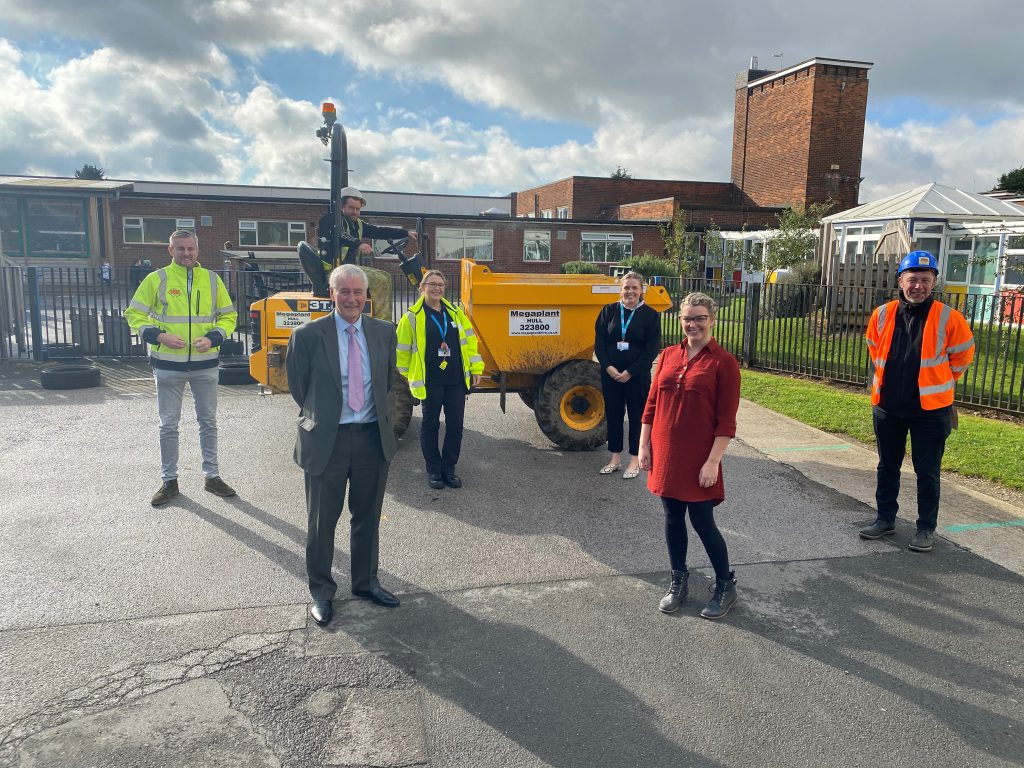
[731,57,872,212]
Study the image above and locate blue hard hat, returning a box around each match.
[898,250,938,275]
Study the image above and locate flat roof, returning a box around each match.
[746,57,874,89]
[0,176,132,193]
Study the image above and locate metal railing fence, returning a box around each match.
[2,266,1021,414]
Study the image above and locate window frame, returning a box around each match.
[123,216,195,245]
[435,227,494,262]
[579,231,633,263]
[238,219,306,248]
[523,229,551,262]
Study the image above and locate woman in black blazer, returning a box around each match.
[593,271,662,479]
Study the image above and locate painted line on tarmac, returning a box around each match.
[768,443,853,452]
[943,520,1024,533]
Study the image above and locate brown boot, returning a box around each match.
[151,479,179,507]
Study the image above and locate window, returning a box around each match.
[580,232,633,263]
[238,220,305,247]
[200,215,213,227]
[1005,235,1024,286]
[436,227,493,261]
[124,217,195,245]
[945,237,971,283]
[523,230,551,262]
[541,209,553,219]
[556,207,569,219]
[0,197,22,256]
[29,199,88,257]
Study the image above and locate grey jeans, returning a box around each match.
[154,366,219,481]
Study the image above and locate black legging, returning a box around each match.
[661,497,731,581]
[601,372,649,455]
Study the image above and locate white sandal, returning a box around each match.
[599,462,621,474]
[622,466,641,479]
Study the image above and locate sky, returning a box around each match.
[0,0,1022,206]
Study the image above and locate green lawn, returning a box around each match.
[661,300,1024,411]
[740,369,1024,492]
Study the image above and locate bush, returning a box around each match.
[560,261,603,274]
[619,253,677,278]
[781,260,822,285]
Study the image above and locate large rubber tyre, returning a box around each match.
[390,376,415,440]
[40,364,102,390]
[219,358,256,386]
[534,360,607,451]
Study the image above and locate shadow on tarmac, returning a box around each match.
[172,495,727,766]
[733,550,1024,763]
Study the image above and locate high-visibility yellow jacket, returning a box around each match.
[396,296,484,399]
[125,261,237,370]
[866,299,974,410]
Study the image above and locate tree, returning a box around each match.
[610,166,632,179]
[752,201,834,282]
[997,166,1024,194]
[74,163,106,180]
[660,210,703,277]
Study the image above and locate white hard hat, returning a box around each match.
[339,186,367,205]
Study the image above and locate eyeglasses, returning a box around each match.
[680,315,709,324]
[422,282,446,289]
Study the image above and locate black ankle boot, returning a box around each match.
[658,569,689,614]
[700,571,738,620]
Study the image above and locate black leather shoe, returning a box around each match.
[442,472,463,489]
[352,584,400,607]
[858,520,896,539]
[427,474,445,490]
[309,600,333,626]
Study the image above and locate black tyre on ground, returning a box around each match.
[390,376,415,440]
[40,364,102,390]
[219,358,256,386]
[534,359,607,451]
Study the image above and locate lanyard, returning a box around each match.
[429,308,450,339]
[619,301,643,340]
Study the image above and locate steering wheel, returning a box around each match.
[377,237,410,258]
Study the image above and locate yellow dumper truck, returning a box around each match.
[250,260,671,450]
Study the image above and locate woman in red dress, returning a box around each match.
[638,292,741,620]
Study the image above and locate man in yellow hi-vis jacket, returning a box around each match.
[125,230,238,507]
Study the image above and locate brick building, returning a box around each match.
[515,56,872,232]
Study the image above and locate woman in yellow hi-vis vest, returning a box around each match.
[396,270,484,489]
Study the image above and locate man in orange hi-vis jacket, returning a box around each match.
[858,251,975,552]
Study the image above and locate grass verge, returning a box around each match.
[740,369,1024,492]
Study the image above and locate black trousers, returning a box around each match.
[661,497,731,581]
[421,382,467,475]
[872,406,952,532]
[601,372,650,455]
[304,423,390,600]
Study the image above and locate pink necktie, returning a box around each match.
[345,326,365,412]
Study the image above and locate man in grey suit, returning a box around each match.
[286,264,400,626]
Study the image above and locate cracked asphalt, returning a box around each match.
[0,362,1021,767]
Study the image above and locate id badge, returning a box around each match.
[438,342,451,358]
[617,341,630,351]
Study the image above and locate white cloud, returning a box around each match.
[861,109,1024,201]
[1,1,1022,200]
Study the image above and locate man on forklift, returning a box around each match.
[320,186,417,275]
